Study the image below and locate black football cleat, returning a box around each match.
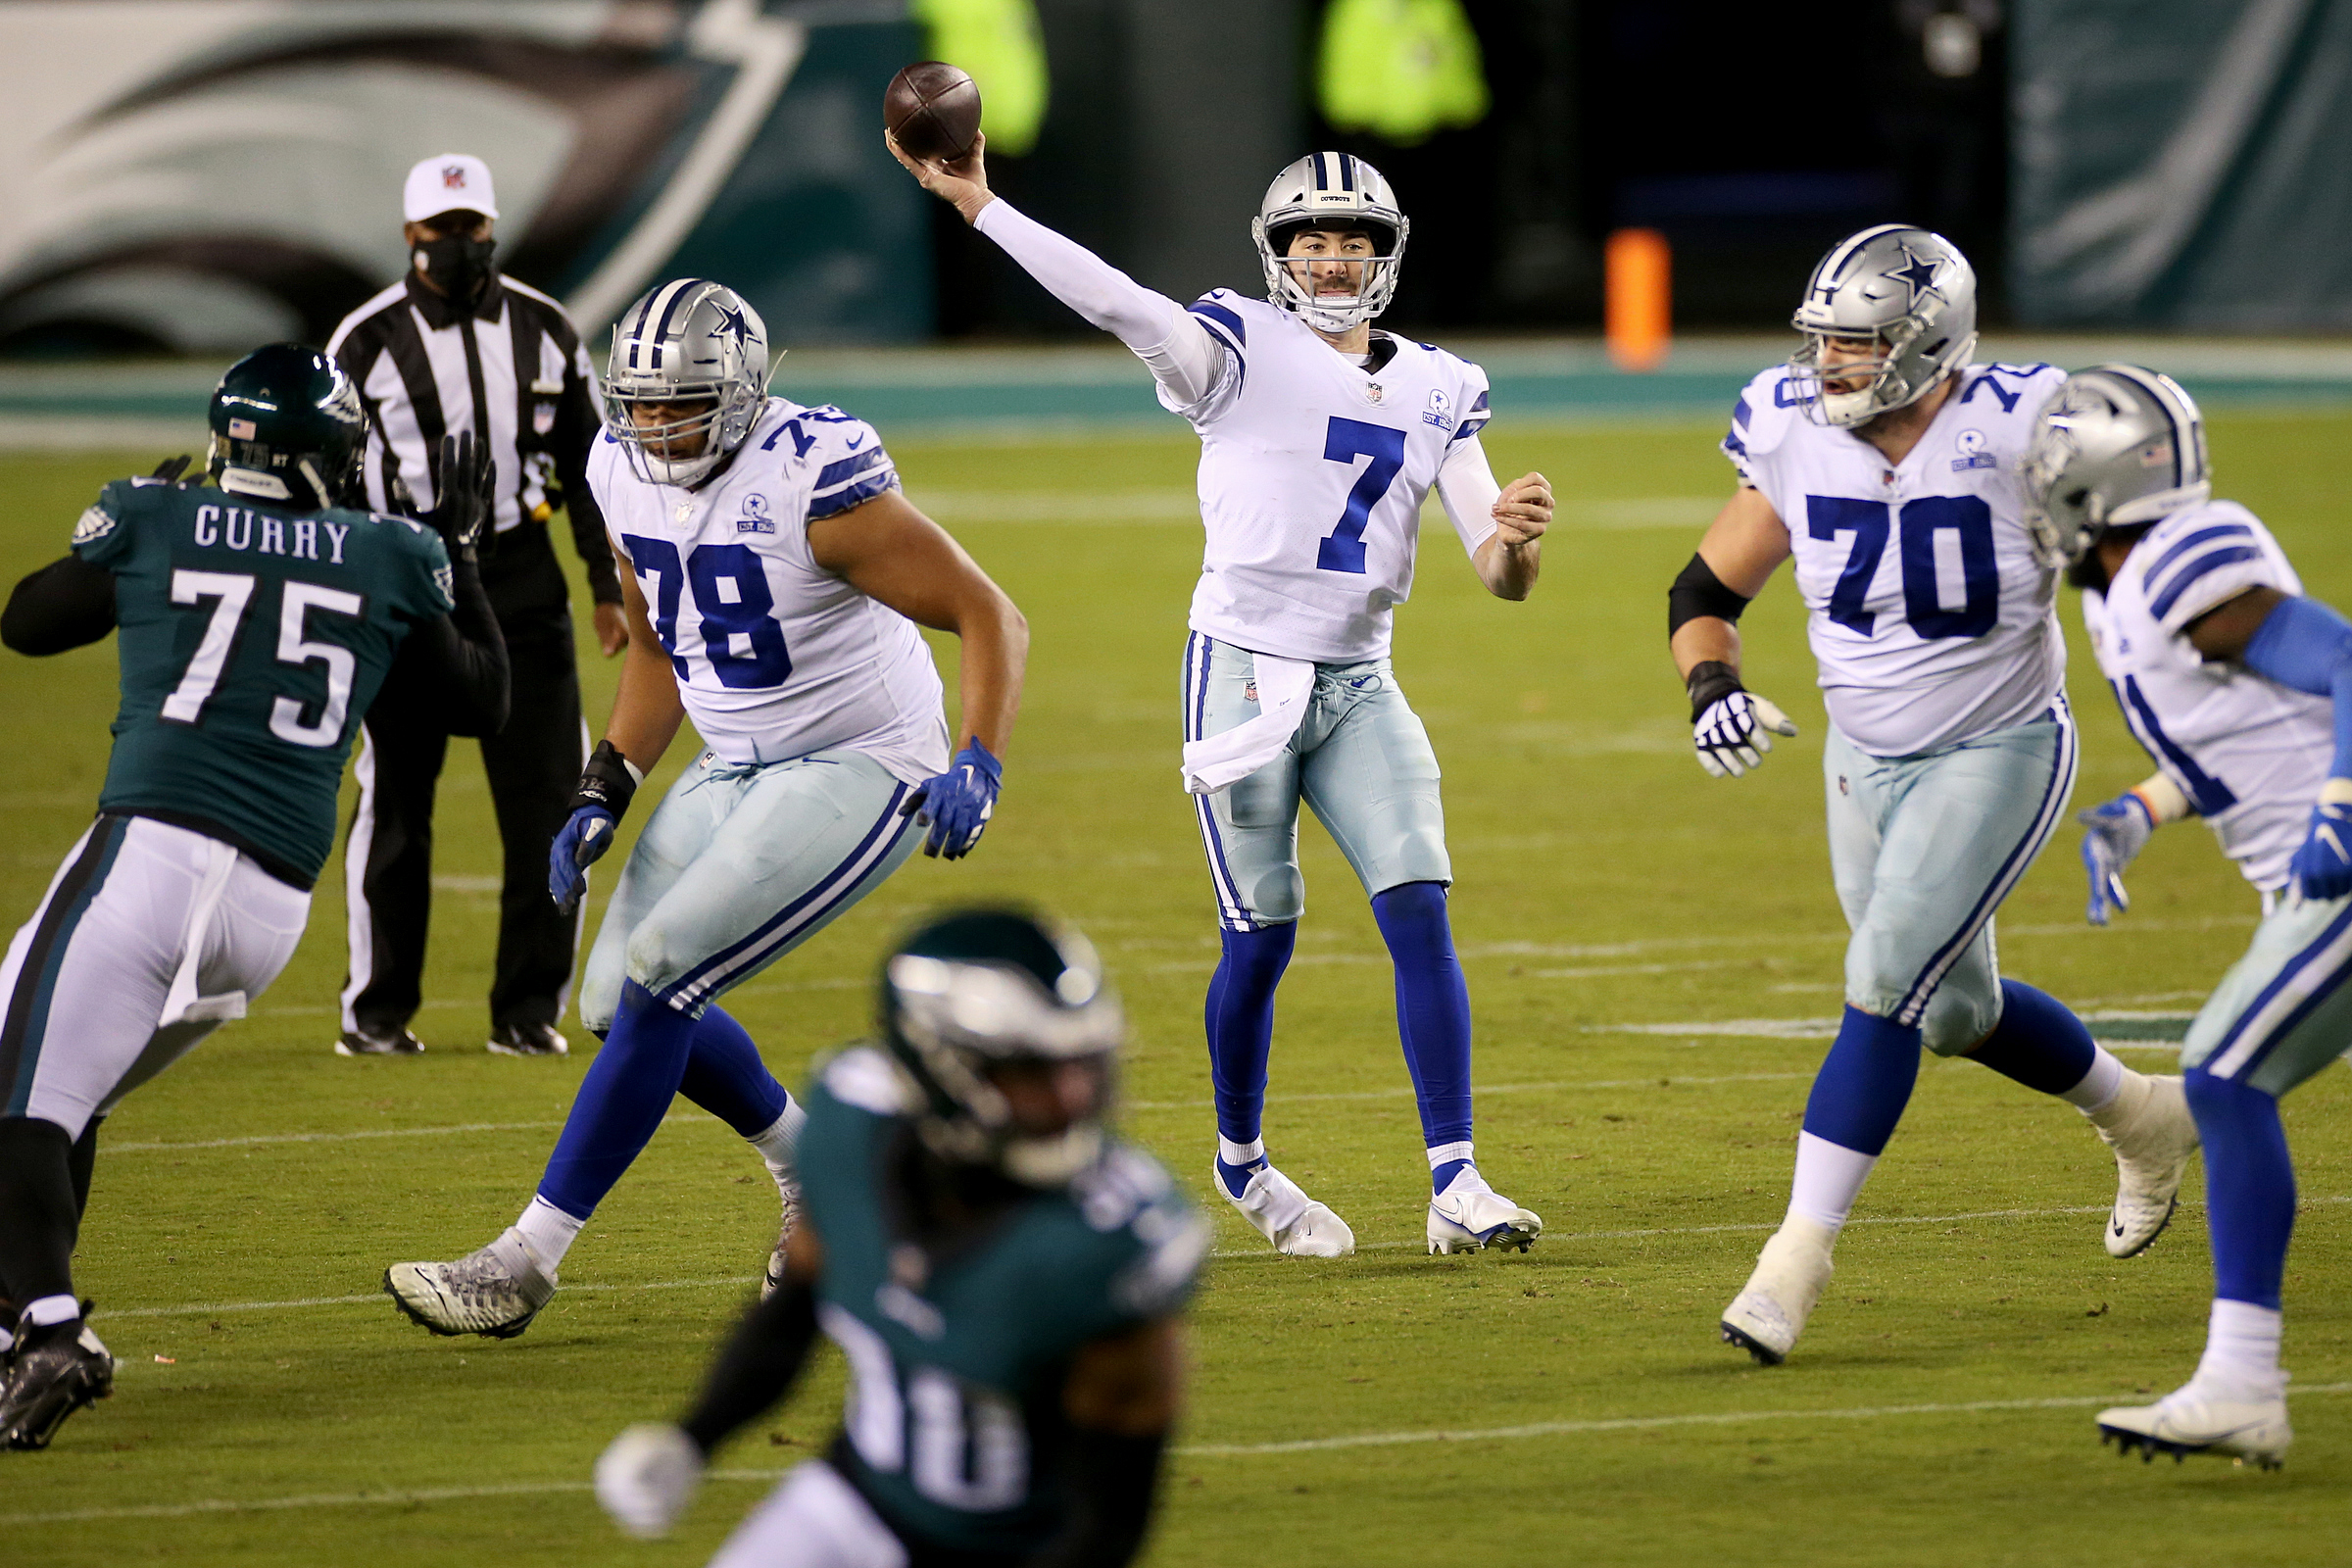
[0,1316,116,1451]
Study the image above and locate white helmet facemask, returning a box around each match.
[1252,152,1409,334]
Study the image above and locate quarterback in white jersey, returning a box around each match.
[2028,367,2351,1468]
[895,133,1553,1259]
[386,279,1028,1341]
[1668,226,2195,1368]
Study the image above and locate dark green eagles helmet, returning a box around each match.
[879,907,1125,1188]
[207,343,367,510]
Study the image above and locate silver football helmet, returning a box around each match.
[881,908,1125,1189]
[1786,224,1978,428]
[2020,365,2211,570]
[1251,152,1409,334]
[604,278,769,488]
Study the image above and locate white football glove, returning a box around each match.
[596,1422,704,1540]
[1692,689,1797,778]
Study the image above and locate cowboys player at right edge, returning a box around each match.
[893,134,1554,1260]
[1667,225,2199,1365]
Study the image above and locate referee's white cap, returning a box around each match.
[403,154,500,222]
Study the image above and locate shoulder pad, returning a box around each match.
[1726,364,1802,464]
[1107,1192,1206,1318]
[820,1046,908,1116]
[1955,362,2062,417]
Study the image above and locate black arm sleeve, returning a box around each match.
[556,365,622,606]
[3,555,117,655]
[677,1274,822,1456]
[389,553,511,737]
[1021,1428,1168,1568]
[1667,551,1752,638]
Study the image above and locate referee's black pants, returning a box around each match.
[341,609,585,1041]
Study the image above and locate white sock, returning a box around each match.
[1217,1136,1265,1169]
[2064,1049,2129,1113]
[748,1098,808,1198]
[514,1196,586,1271]
[24,1294,80,1328]
[2193,1298,2284,1396]
[1788,1131,1879,1235]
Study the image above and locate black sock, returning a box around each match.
[0,1116,80,1308]
[68,1115,100,1221]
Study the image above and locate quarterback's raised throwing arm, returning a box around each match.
[1676,226,2199,1371]
[897,132,1551,1260]
[385,280,1028,1342]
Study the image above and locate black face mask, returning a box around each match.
[415,233,497,307]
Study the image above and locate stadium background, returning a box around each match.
[6,2,2352,1564]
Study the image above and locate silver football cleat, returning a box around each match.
[384,1227,558,1339]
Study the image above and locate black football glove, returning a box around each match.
[421,430,494,560]
[149,455,193,485]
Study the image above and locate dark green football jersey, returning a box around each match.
[71,476,453,886]
[800,1047,1205,1558]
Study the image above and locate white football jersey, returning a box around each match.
[587,398,949,782]
[2082,500,2328,895]
[1169,291,1494,662]
[1725,361,2069,756]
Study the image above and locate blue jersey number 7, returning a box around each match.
[1316,417,1407,574]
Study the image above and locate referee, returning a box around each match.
[324,153,626,1058]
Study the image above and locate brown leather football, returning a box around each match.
[884,62,982,163]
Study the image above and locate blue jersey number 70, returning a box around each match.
[1316,417,1407,574]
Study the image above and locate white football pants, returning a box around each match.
[709,1461,908,1568]
[1,814,309,1140]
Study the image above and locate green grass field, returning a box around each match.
[5,412,2352,1566]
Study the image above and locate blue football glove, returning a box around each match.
[2290,790,2352,902]
[550,806,616,913]
[902,739,1002,859]
[2078,792,2157,926]
[549,741,641,913]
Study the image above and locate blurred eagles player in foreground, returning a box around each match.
[1668,226,2197,1366]
[0,347,507,1448]
[595,908,1201,1568]
[894,135,1552,1259]
[2029,368,2347,1469]
[385,280,1027,1338]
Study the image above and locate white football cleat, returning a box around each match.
[1426,1167,1542,1254]
[384,1227,558,1339]
[2098,1377,2291,1469]
[1721,1216,1837,1364]
[761,1177,802,1300]
[1216,1159,1355,1257]
[2094,1073,2200,1258]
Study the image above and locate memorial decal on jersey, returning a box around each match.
[737,493,775,535]
[1951,429,1995,471]
[1423,387,1452,432]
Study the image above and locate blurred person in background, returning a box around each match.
[324,154,627,1060]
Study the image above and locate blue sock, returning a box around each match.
[1802,1005,1922,1156]
[1370,882,1474,1192]
[537,980,698,1220]
[1206,922,1297,1183]
[2186,1067,2295,1309]
[677,1005,789,1138]
[1966,980,2097,1096]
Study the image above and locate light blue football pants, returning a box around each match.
[1823,702,2079,1054]
[2182,890,2352,1095]
[579,749,920,1030]
[1182,633,1452,930]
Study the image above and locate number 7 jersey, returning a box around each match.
[1725,361,2068,756]
[588,398,949,781]
[1170,290,1494,663]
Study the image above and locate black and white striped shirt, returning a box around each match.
[326,270,620,617]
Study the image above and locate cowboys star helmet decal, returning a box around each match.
[1885,245,1944,307]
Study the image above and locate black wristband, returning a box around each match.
[1667,552,1752,638]
[1686,661,1745,722]
[569,739,639,820]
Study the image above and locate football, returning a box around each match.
[884,61,982,164]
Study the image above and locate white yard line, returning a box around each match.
[107,1274,762,1320]
[17,1384,2351,1524]
[108,1111,715,1154]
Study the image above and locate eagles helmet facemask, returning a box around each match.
[2021,364,2211,577]
[880,908,1125,1189]
[206,343,367,509]
[604,278,771,489]
[1252,152,1409,334]
[1786,224,1978,429]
